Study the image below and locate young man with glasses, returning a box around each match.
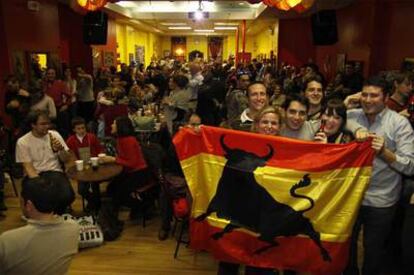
[15,110,75,214]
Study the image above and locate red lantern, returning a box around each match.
[77,0,108,11]
[263,0,292,11]
[262,0,315,12]
[293,0,315,13]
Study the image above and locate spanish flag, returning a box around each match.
[173,126,375,274]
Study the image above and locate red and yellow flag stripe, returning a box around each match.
[173,126,375,274]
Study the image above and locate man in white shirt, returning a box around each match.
[0,176,79,275]
[188,63,204,110]
[16,110,75,214]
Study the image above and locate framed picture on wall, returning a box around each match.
[103,52,115,67]
[336,53,346,73]
[11,51,27,83]
[129,53,135,64]
[164,50,170,58]
[135,45,145,65]
[92,48,102,70]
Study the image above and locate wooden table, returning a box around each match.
[67,163,123,213]
[67,163,123,182]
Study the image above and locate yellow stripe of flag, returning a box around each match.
[181,153,372,243]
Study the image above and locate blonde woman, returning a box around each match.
[251,106,284,136]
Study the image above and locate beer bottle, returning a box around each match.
[49,132,58,153]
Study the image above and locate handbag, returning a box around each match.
[62,214,104,248]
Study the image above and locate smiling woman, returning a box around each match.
[252,106,283,136]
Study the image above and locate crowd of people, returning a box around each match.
[1,56,414,275]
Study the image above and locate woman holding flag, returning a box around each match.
[218,106,283,275]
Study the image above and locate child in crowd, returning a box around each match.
[66,117,103,211]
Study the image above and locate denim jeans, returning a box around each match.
[344,205,397,275]
[402,203,414,275]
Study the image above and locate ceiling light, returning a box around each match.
[194,29,214,33]
[194,10,204,21]
[116,1,136,8]
[168,26,192,30]
[214,22,239,26]
[214,27,238,30]
[129,19,141,25]
[175,48,184,55]
[160,22,187,26]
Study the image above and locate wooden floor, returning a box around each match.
[0,178,218,275]
[1,177,402,275]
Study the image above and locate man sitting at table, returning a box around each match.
[15,110,75,214]
[66,117,104,211]
[0,176,79,275]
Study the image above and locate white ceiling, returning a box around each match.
[103,0,355,36]
[106,1,271,36]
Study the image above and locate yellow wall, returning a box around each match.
[186,36,208,59]
[115,22,162,67]
[123,20,278,64]
[222,34,255,60]
[161,36,209,60]
[223,35,235,60]
[161,37,171,57]
[222,20,279,61]
[252,22,278,59]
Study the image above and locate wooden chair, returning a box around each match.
[159,172,191,258]
[133,177,159,228]
[0,124,20,197]
[2,166,19,197]
[171,215,189,259]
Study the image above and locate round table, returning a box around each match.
[67,163,123,213]
[67,163,123,182]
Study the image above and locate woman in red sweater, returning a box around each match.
[100,116,149,215]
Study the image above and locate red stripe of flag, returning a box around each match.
[173,126,374,173]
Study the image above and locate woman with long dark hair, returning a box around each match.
[314,98,353,144]
[100,116,149,216]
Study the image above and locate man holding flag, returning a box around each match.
[344,76,414,275]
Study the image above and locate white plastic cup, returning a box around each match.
[75,160,84,171]
[155,122,161,131]
[90,157,99,170]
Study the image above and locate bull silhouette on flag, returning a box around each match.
[196,135,331,262]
